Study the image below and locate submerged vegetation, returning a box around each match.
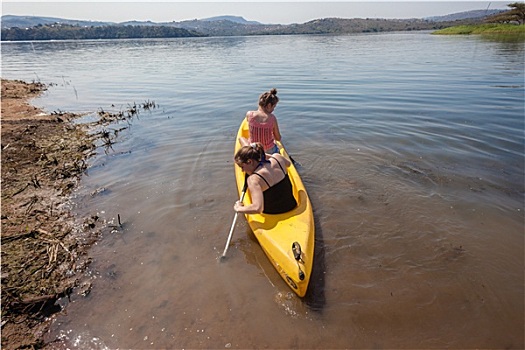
[1,79,158,348]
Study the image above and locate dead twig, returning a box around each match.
[11,183,30,197]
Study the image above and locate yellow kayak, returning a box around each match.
[234,118,315,297]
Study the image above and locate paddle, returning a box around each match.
[279,142,301,167]
[221,175,248,259]
[289,154,301,167]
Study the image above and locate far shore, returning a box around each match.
[433,23,525,37]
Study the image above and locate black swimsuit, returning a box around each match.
[252,158,297,214]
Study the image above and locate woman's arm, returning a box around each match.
[239,137,249,147]
[273,116,282,142]
[234,176,264,214]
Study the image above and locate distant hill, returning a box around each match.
[200,15,261,25]
[1,10,505,40]
[426,9,504,22]
[1,14,113,28]
[119,20,158,27]
[0,14,264,29]
[119,15,262,27]
[0,24,203,41]
[257,17,486,36]
[0,14,276,37]
[1,10,499,30]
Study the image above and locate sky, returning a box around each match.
[1,1,512,25]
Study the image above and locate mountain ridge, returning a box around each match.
[425,9,503,22]
[0,11,506,40]
[200,15,261,25]
[1,10,502,29]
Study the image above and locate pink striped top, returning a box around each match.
[247,112,276,151]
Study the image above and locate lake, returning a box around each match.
[1,32,524,349]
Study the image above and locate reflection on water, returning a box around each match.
[2,33,523,348]
[479,33,525,44]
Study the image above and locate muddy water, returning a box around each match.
[1,33,523,348]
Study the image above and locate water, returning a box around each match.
[2,32,524,349]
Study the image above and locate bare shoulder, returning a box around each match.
[248,173,265,188]
[271,153,291,167]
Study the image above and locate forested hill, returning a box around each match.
[1,11,500,41]
[1,24,204,41]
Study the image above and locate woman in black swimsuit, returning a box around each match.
[234,142,297,215]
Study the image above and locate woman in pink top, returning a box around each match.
[240,88,282,154]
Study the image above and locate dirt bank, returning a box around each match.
[1,79,99,349]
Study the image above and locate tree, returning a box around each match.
[486,2,525,25]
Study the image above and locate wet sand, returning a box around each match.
[1,79,98,349]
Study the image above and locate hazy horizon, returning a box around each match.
[1,1,510,25]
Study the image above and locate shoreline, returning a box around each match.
[1,79,99,349]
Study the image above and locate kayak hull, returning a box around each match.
[234,118,315,297]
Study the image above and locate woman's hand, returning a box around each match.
[233,178,264,214]
[234,200,244,212]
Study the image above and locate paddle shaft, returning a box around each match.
[221,178,248,258]
[289,155,300,167]
[278,141,301,167]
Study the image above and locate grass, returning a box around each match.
[433,23,525,36]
